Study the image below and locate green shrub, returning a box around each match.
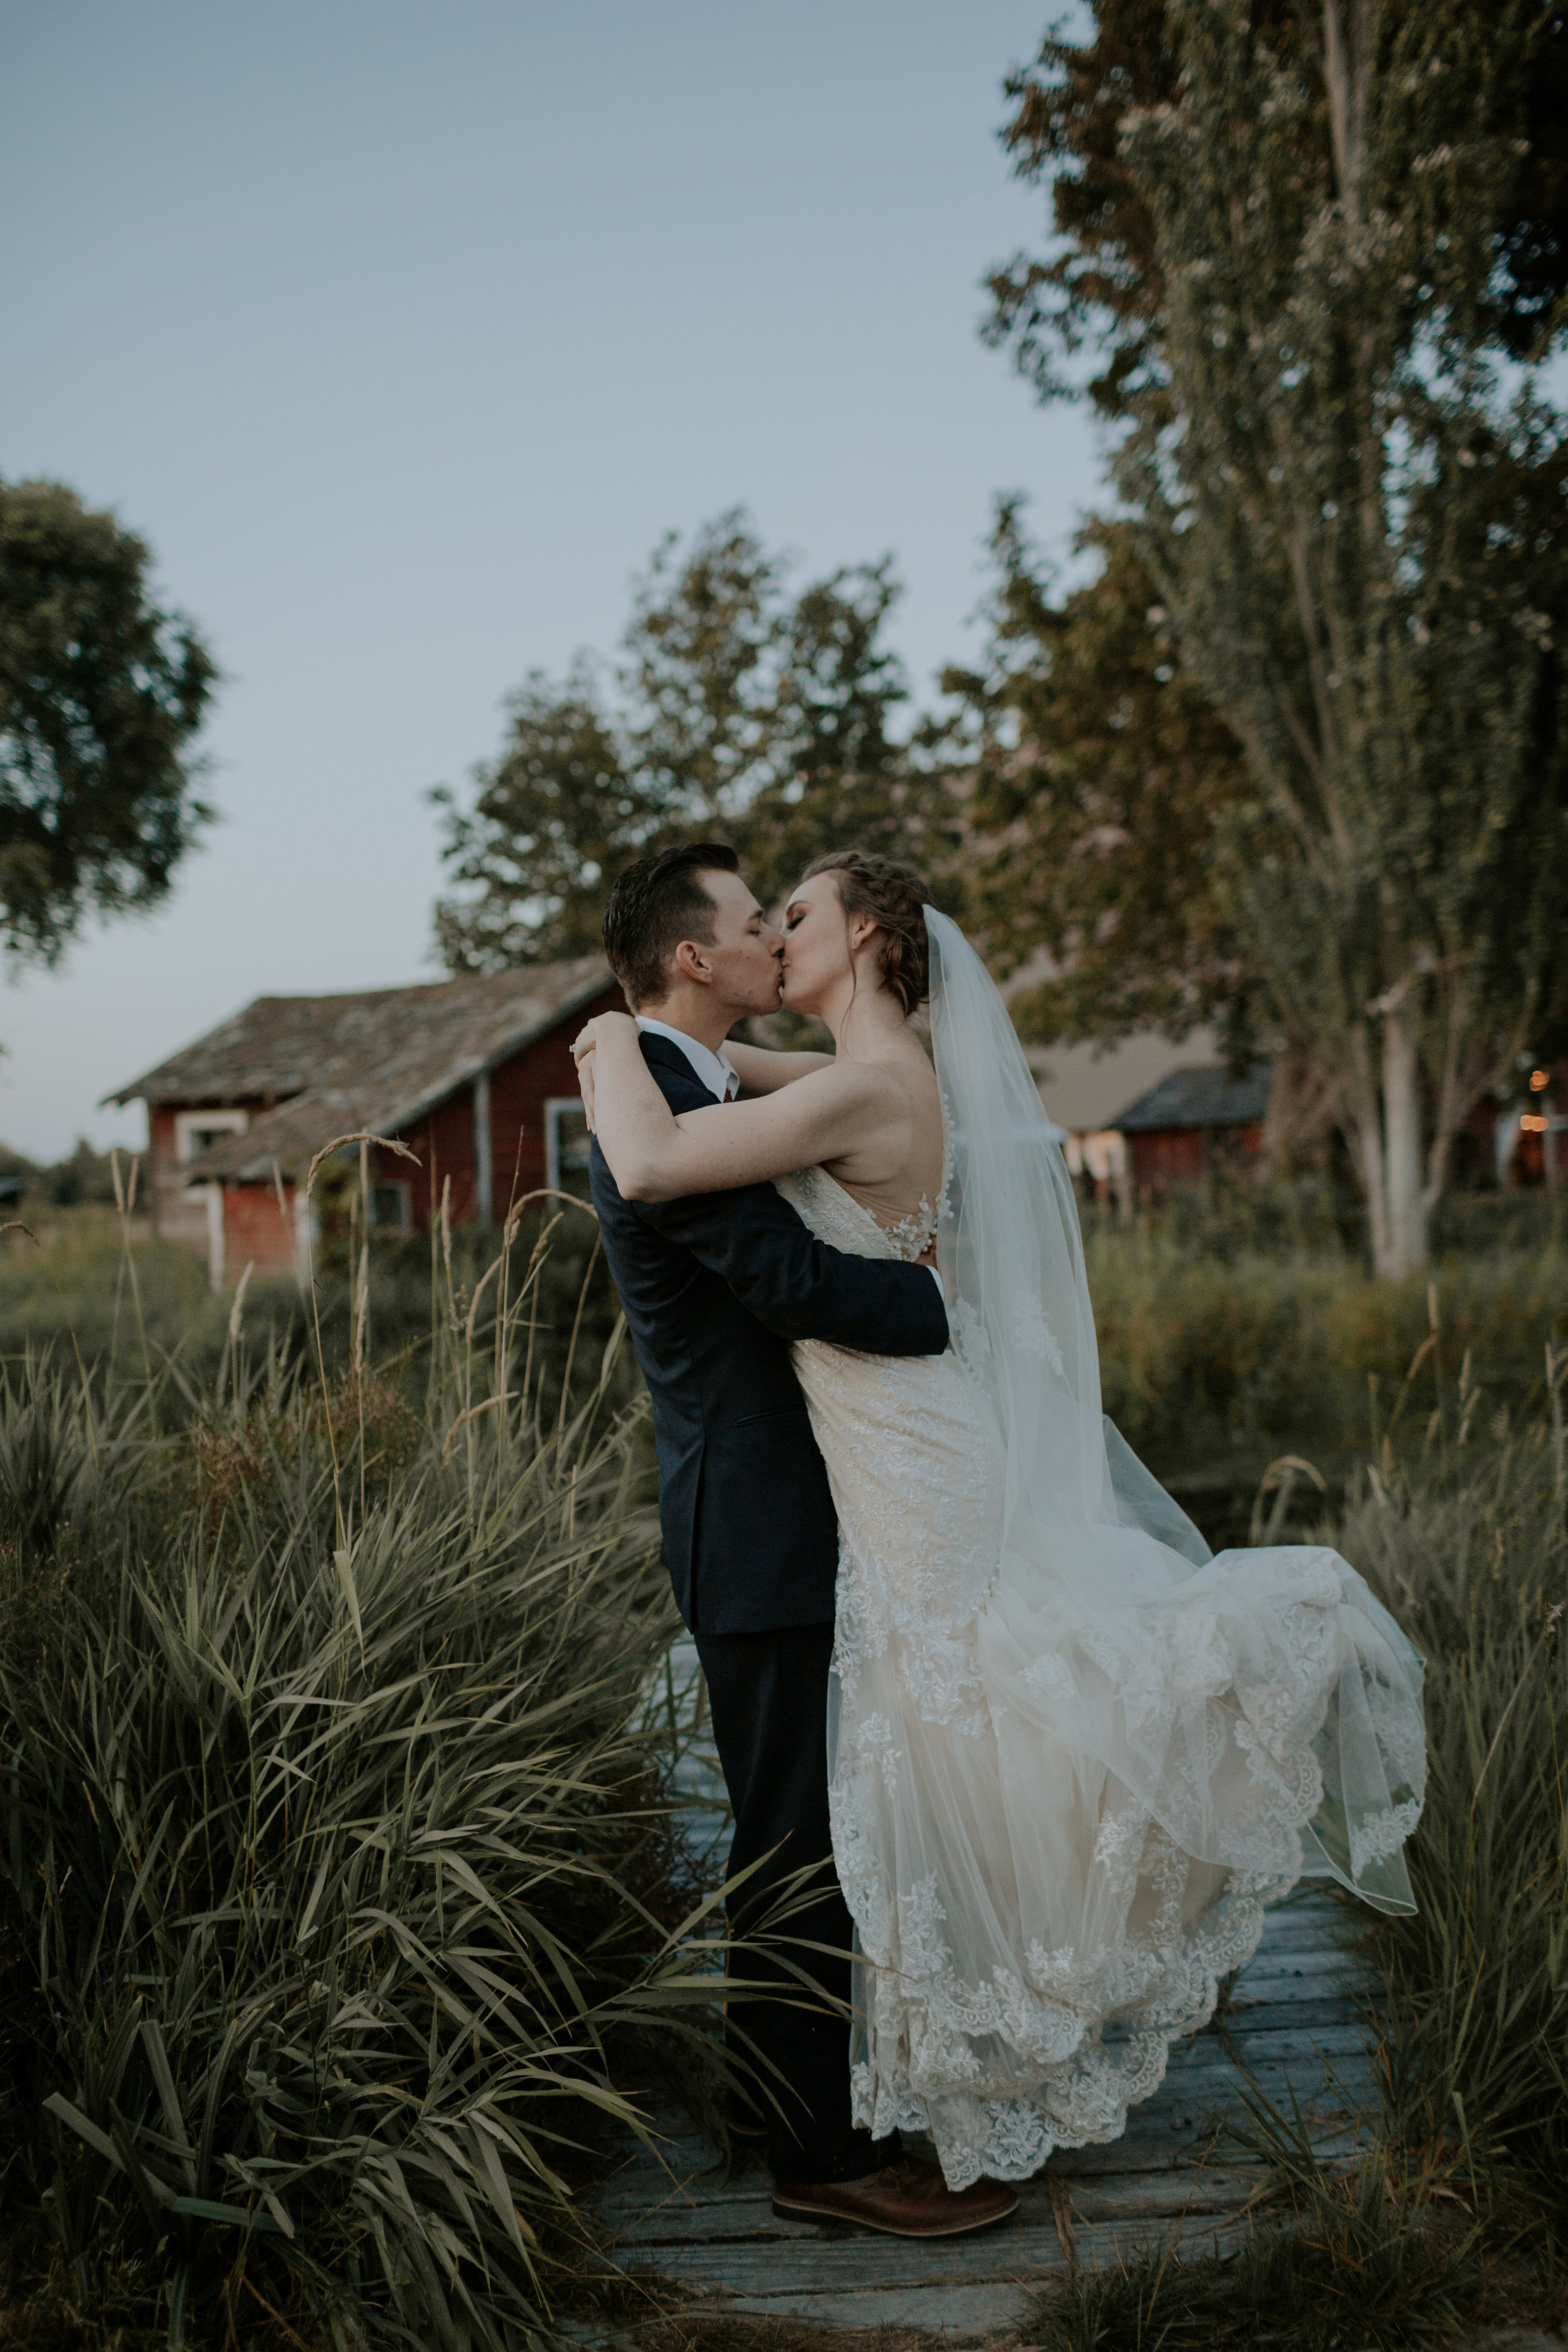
[1085,1227,1568,1475]
[0,1242,714,2348]
[1027,1331,1568,2349]
[0,1205,635,1440]
[1333,1366,1568,2194]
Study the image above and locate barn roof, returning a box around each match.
[1111,1062,1272,1133]
[105,956,616,1184]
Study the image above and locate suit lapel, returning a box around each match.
[638,1030,723,1106]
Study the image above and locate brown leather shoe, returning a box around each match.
[771,2155,1019,2237]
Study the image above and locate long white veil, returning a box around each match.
[924,906,1424,1915]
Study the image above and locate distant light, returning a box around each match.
[1531,1069,1550,1091]
[1521,1114,1548,1133]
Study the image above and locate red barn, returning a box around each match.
[105,957,620,1286]
[1111,1062,1273,1195]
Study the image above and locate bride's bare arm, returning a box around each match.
[577,1012,899,1201]
[724,1039,835,1095]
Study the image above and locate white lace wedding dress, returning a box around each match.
[768,911,1427,2194]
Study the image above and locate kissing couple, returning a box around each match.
[573,843,1426,2240]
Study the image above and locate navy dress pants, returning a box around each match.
[693,1619,899,2186]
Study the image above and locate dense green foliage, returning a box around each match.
[431,509,956,966]
[953,506,1258,1054]
[980,1,1568,1276]
[987,0,1568,416]
[1086,1212,1568,1500]
[0,1224,716,2348]
[1032,1343,1568,2346]
[0,480,215,965]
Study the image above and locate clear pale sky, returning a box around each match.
[1,2,1101,1161]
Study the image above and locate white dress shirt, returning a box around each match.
[634,1015,944,1302]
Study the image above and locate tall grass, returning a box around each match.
[0,1199,633,1440]
[1086,1223,1568,1474]
[0,1177,719,2350]
[1340,1350,1568,2193]
[1030,1322,1568,2349]
[13,1182,1568,1505]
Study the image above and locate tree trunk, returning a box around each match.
[1346,1008,1429,1278]
[1347,1020,1392,1274]
[1323,0,1372,228]
[1379,1000,1427,1276]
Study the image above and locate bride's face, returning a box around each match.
[779,872,869,1014]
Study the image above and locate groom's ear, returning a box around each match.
[670,936,714,988]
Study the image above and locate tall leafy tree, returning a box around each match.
[956,504,1259,1049]
[985,1,1568,1273]
[0,479,215,963]
[433,513,952,970]
[739,558,955,908]
[432,664,650,970]
[987,0,1568,411]
[620,511,785,824]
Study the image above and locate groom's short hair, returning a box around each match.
[602,842,741,1009]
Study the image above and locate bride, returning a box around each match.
[575,849,1426,2192]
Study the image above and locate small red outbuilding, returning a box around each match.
[105,956,620,1286]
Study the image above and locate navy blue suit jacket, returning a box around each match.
[589,1031,950,1634]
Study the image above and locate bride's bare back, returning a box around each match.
[738,1031,945,1245]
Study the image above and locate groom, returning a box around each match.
[586,844,1015,2237]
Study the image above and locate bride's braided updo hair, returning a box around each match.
[802,849,932,1016]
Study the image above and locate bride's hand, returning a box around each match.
[571,1012,637,1133]
[576,1049,598,1132]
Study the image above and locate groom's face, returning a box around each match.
[686,868,785,1018]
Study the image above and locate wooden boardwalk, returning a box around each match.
[588,1893,1368,2334]
[588,1655,1375,2336]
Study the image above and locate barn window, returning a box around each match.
[174,1108,248,1162]
[371,1181,413,1231]
[544,1096,592,1198]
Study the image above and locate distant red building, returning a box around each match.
[106,957,619,1286]
[1110,1063,1273,1195]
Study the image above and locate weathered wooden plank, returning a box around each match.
[1237,1949,1359,1982]
[618,2225,1066,2293]
[1204,2023,1367,2060]
[1222,2001,1362,2032]
[719,2282,1034,2332]
[625,2207,1258,2301]
[1024,2168,1263,2224]
[607,2197,827,2247]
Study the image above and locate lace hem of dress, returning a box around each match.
[829,1637,1419,2190]
[846,1867,1281,2186]
[836,1793,1285,2188]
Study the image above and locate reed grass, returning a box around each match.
[7,1155,1567,2346]
[12,1179,1568,1501]
[1086,1224,1568,1471]
[1029,1314,1568,2349]
[0,1202,633,1449]
[1339,1350,1568,2198]
[0,1150,723,2350]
